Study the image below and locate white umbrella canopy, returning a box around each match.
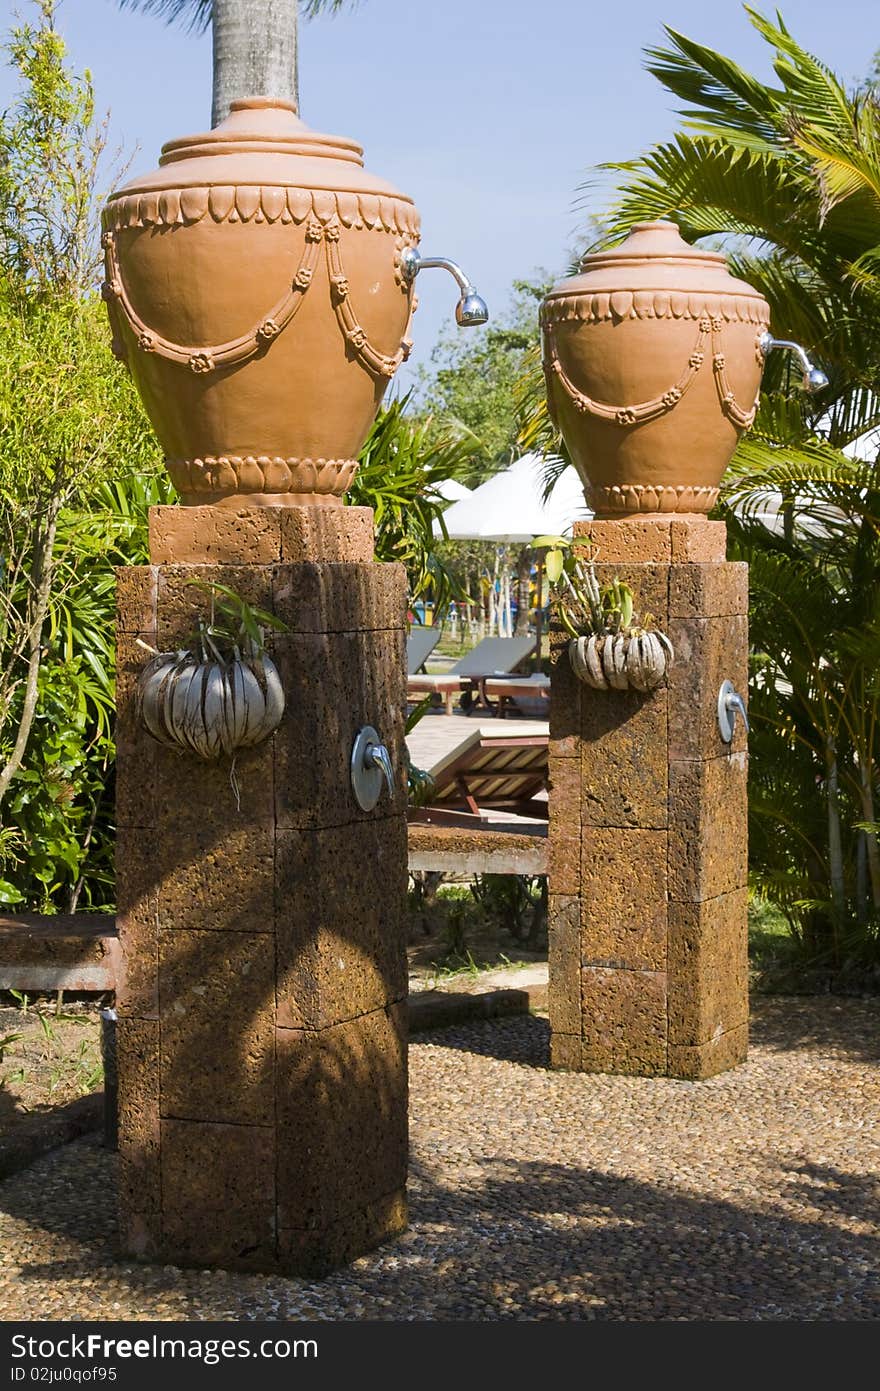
[434,453,591,541]
[435,477,474,506]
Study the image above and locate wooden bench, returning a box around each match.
[1,819,548,996]
[0,913,119,994]
[407,821,547,877]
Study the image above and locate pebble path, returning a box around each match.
[1,997,878,1321]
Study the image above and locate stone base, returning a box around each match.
[548,515,749,1079]
[148,503,374,565]
[116,506,409,1272]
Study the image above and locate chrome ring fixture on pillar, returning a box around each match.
[351,726,396,811]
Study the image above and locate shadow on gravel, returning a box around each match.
[749,995,880,1063]
[419,1013,551,1068]
[425,996,880,1070]
[2,1139,879,1320]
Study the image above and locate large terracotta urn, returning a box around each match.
[541,221,771,517]
[102,98,421,507]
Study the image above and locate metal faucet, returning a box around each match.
[350,726,395,811]
[759,331,828,393]
[367,741,395,797]
[399,247,489,327]
[718,680,750,744]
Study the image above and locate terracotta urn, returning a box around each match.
[101,98,422,507]
[541,221,771,517]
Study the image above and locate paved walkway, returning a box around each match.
[1,996,878,1320]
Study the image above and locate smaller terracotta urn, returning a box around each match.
[541,221,771,517]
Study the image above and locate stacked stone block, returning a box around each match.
[115,505,408,1274]
[548,517,749,1080]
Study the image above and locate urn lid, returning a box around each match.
[546,220,765,302]
[107,97,414,207]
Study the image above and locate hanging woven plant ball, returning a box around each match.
[138,648,285,759]
[569,629,673,692]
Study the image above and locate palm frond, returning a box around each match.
[118,0,356,31]
[118,0,211,33]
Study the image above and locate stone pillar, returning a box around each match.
[548,516,749,1080]
[114,504,409,1275]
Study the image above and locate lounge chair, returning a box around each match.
[406,627,441,674]
[406,635,537,715]
[408,723,548,827]
[479,673,550,718]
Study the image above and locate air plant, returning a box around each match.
[535,536,673,692]
[137,582,287,804]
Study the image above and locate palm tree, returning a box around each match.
[519,9,880,965]
[120,0,355,126]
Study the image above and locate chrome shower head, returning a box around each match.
[400,248,489,329]
[455,289,490,327]
[759,331,828,394]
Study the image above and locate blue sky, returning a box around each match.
[1,0,878,383]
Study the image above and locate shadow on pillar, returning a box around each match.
[547,518,750,1081]
[114,511,411,1276]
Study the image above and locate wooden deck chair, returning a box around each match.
[407,634,537,715]
[408,724,549,827]
[406,627,441,674]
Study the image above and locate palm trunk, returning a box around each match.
[826,736,846,958]
[857,755,880,912]
[212,0,299,127]
[515,546,532,636]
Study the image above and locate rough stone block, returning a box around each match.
[669,563,748,619]
[272,562,406,635]
[114,631,158,830]
[279,506,374,564]
[670,520,727,563]
[668,888,749,1047]
[153,737,275,831]
[668,754,748,902]
[572,518,673,564]
[278,1189,407,1278]
[581,687,668,829]
[155,825,275,934]
[667,614,749,761]
[275,1003,408,1230]
[581,828,668,971]
[548,830,580,896]
[548,754,582,830]
[668,1022,748,1080]
[547,895,580,1036]
[160,1118,276,1270]
[273,629,405,831]
[590,563,670,623]
[119,1209,162,1263]
[149,505,284,566]
[116,1018,160,1215]
[550,1032,581,1071]
[156,564,273,649]
[580,967,667,1075]
[115,829,159,1019]
[275,818,408,1030]
[116,567,157,633]
[159,929,275,1125]
[549,628,581,759]
[572,517,727,565]
[149,505,375,568]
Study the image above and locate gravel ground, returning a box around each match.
[1,995,878,1322]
